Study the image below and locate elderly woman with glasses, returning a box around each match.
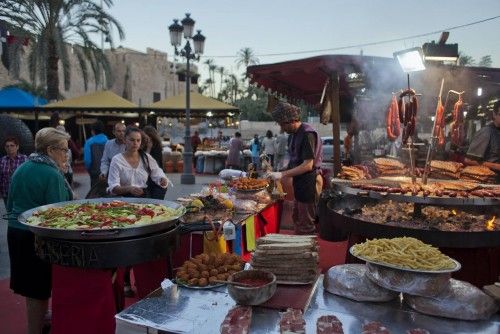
[7,127,72,334]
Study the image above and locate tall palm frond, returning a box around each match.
[478,55,492,67]
[236,47,259,69]
[0,0,124,100]
[458,52,475,67]
[203,58,216,97]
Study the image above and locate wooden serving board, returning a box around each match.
[257,276,321,312]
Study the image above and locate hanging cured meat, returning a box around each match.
[386,95,401,141]
[434,98,446,147]
[398,89,418,145]
[450,96,465,147]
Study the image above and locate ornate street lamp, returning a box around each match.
[168,13,206,184]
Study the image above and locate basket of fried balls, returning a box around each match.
[176,253,246,287]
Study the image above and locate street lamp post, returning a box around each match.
[168,13,206,184]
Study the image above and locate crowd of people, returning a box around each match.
[222,128,289,172]
[2,121,172,333]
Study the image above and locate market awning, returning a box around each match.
[247,54,401,105]
[246,54,403,176]
[149,91,239,118]
[44,90,138,110]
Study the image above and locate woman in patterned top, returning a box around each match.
[0,136,27,207]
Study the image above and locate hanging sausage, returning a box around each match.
[398,89,418,145]
[450,95,465,147]
[434,98,446,147]
[386,95,401,141]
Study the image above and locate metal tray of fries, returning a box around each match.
[349,246,461,274]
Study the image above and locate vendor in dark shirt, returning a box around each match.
[267,102,323,234]
[465,100,500,179]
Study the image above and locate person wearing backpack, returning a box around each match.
[83,120,108,188]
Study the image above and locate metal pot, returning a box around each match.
[19,197,185,241]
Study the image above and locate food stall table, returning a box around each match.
[115,276,500,334]
[198,151,228,174]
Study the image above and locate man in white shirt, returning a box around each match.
[100,122,126,180]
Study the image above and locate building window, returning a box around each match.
[153,92,161,102]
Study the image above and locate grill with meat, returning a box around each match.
[340,201,499,232]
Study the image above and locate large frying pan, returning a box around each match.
[19,197,185,241]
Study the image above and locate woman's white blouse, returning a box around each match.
[107,153,167,194]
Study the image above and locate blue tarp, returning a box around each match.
[0,87,47,107]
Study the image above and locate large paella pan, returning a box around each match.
[19,197,185,241]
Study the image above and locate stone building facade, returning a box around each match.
[0,44,196,104]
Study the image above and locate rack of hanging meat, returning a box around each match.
[320,86,499,288]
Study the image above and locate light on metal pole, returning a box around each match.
[169,13,206,184]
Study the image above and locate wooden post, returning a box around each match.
[330,72,341,176]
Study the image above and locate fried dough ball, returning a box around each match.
[228,270,237,275]
[199,253,210,264]
[191,257,202,266]
[229,254,240,263]
[216,273,226,281]
[218,265,228,273]
[222,272,230,280]
[186,261,197,270]
[208,276,217,285]
[209,268,219,276]
[231,264,242,271]
[198,278,208,287]
[188,278,199,286]
[197,263,208,272]
[187,268,200,278]
[214,254,225,267]
[208,254,216,265]
[201,270,210,279]
[223,255,234,265]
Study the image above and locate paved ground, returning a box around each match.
[0,171,219,279]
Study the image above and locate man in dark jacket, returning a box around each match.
[267,102,323,234]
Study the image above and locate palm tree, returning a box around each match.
[236,47,259,69]
[226,73,241,104]
[203,78,214,96]
[0,0,124,100]
[458,52,475,66]
[216,66,226,97]
[203,58,216,97]
[478,55,492,67]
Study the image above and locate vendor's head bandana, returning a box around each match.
[272,102,301,124]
